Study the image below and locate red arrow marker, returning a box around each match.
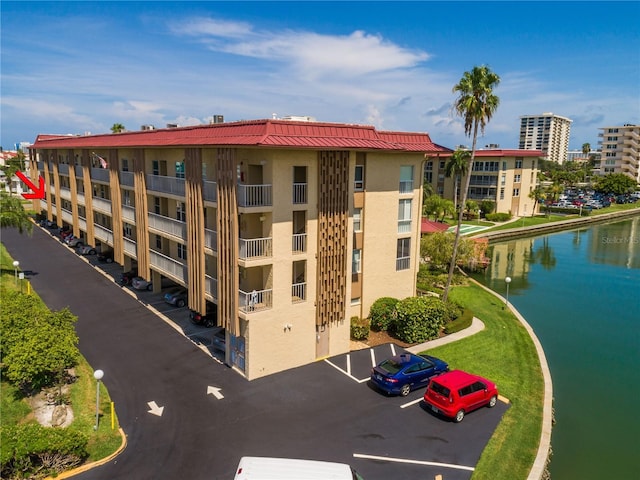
[15,171,45,199]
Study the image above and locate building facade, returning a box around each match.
[598,124,640,183]
[424,149,543,217]
[519,113,572,164]
[29,119,450,379]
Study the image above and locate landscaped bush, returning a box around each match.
[444,308,474,334]
[350,316,370,341]
[394,296,447,343]
[486,212,512,222]
[1,423,89,479]
[368,297,398,332]
[443,301,462,322]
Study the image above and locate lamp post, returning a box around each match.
[93,369,104,430]
[12,260,20,286]
[504,276,512,308]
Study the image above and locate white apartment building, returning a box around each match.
[519,113,572,164]
[598,124,640,183]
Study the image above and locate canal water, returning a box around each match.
[473,216,639,480]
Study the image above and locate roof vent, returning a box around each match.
[210,115,224,124]
[141,125,155,131]
[280,115,316,122]
[166,123,179,129]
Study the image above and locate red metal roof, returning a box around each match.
[471,149,544,157]
[421,218,451,234]
[31,119,452,154]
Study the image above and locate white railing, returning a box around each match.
[292,233,307,253]
[94,224,114,244]
[61,208,72,223]
[123,237,137,258]
[239,288,273,313]
[91,167,110,183]
[397,220,412,233]
[396,256,411,271]
[205,274,218,299]
[149,249,186,283]
[92,197,112,215]
[203,180,217,202]
[237,184,272,207]
[204,228,217,251]
[292,282,306,302]
[122,205,136,223]
[146,174,186,196]
[78,217,86,230]
[148,212,186,240]
[59,187,71,201]
[399,180,413,194]
[293,183,307,204]
[239,237,272,259]
[77,192,85,205]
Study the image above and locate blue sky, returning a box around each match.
[2,1,639,151]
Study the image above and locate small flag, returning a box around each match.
[93,152,108,169]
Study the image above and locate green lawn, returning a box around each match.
[421,284,544,480]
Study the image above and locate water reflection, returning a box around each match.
[588,217,640,269]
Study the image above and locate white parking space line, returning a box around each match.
[390,343,397,356]
[324,359,370,384]
[346,354,352,376]
[353,453,475,472]
[400,397,423,409]
[370,348,376,367]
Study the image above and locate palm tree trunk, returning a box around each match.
[443,124,478,302]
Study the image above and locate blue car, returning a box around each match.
[370,353,449,396]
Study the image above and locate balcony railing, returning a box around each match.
[204,228,217,252]
[91,167,110,183]
[58,164,69,176]
[94,224,114,244]
[123,237,137,258]
[293,183,307,204]
[239,288,273,313]
[399,180,413,194]
[122,205,136,223]
[61,208,72,224]
[146,174,186,196]
[239,237,273,259]
[59,187,71,201]
[237,184,272,207]
[75,166,83,178]
[292,233,307,253]
[92,197,112,215]
[396,256,411,271]
[148,212,186,240]
[203,180,217,202]
[149,249,186,283]
[397,220,412,234]
[120,171,134,187]
[292,282,306,303]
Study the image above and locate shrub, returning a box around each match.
[443,301,462,322]
[486,212,512,222]
[368,297,398,332]
[350,316,369,340]
[444,308,474,334]
[394,296,447,343]
[1,423,88,479]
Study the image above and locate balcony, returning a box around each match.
[58,164,69,176]
[237,184,272,207]
[149,249,186,283]
[239,288,273,313]
[203,180,217,202]
[123,237,137,258]
[204,228,217,252]
[94,224,114,244]
[61,208,72,224]
[92,197,112,215]
[292,233,307,253]
[91,167,110,183]
[59,186,71,201]
[292,282,306,303]
[205,274,218,300]
[122,205,136,223]
[396,256,410,271]
[239,237,272,259]
[399,180,413,194]
[148,212,186,241]
[74,166,83,179]
[120,171,134,187]
[146,174,186,196]
[293,183,307,204]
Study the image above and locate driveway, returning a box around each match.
[2,226,507,480]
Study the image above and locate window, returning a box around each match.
[178,243,187,260]
[152,160,160,176]
[398,199,412,233]
[354,165,365,191]
[123,223,133,238]
[515,158,523,169]
[123,190,131,206]
[175,161,185,179]
[177,202,186,222]
[502,161,507,171]
[501,174,506,186]
[121,159,129,172]
[155,234,162,249]
[154,197,161,215]
[513,188,520,197]
[514,174,521,183]
[439,160,445,169]
[500,188,505,200]
[352,249,362,274]
[399,165,414,193]
[396,238,411,271]
[353,208,362,232]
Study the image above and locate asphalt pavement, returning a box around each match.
[2,225,508,480]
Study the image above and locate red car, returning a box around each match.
[423,370,498,423]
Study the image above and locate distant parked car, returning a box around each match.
[131,277,153,291]
[97,249,114,263]
[163,287,188,308]
[65,235,84,248]
[77,245,97,256]
[120,268,138,286]
[189,303,218,327]
[370,353,449,397]
[423,370,499,423]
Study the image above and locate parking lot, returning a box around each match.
[7,225,509,480]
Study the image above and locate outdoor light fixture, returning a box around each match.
[505,276,512,308]
[93,369,104,430]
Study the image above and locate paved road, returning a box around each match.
[2,226,508,480]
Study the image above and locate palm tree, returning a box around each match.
[528,186,545,216]
[111,123,125,133]
[581,142,591,159]
[443,65,500,302]
[445,149,471,213]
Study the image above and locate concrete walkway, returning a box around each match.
[406,316,485,354]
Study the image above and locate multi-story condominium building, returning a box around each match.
[424,149,543,217]
[29,119,450,380]
[519,113,572,164]
[598,124,640,183]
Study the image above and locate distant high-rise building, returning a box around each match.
[519,113,572,163]
[598,124,640,183]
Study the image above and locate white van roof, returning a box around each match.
[233,456,361,480]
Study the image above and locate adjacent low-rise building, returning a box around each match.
[598,124,640,183]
